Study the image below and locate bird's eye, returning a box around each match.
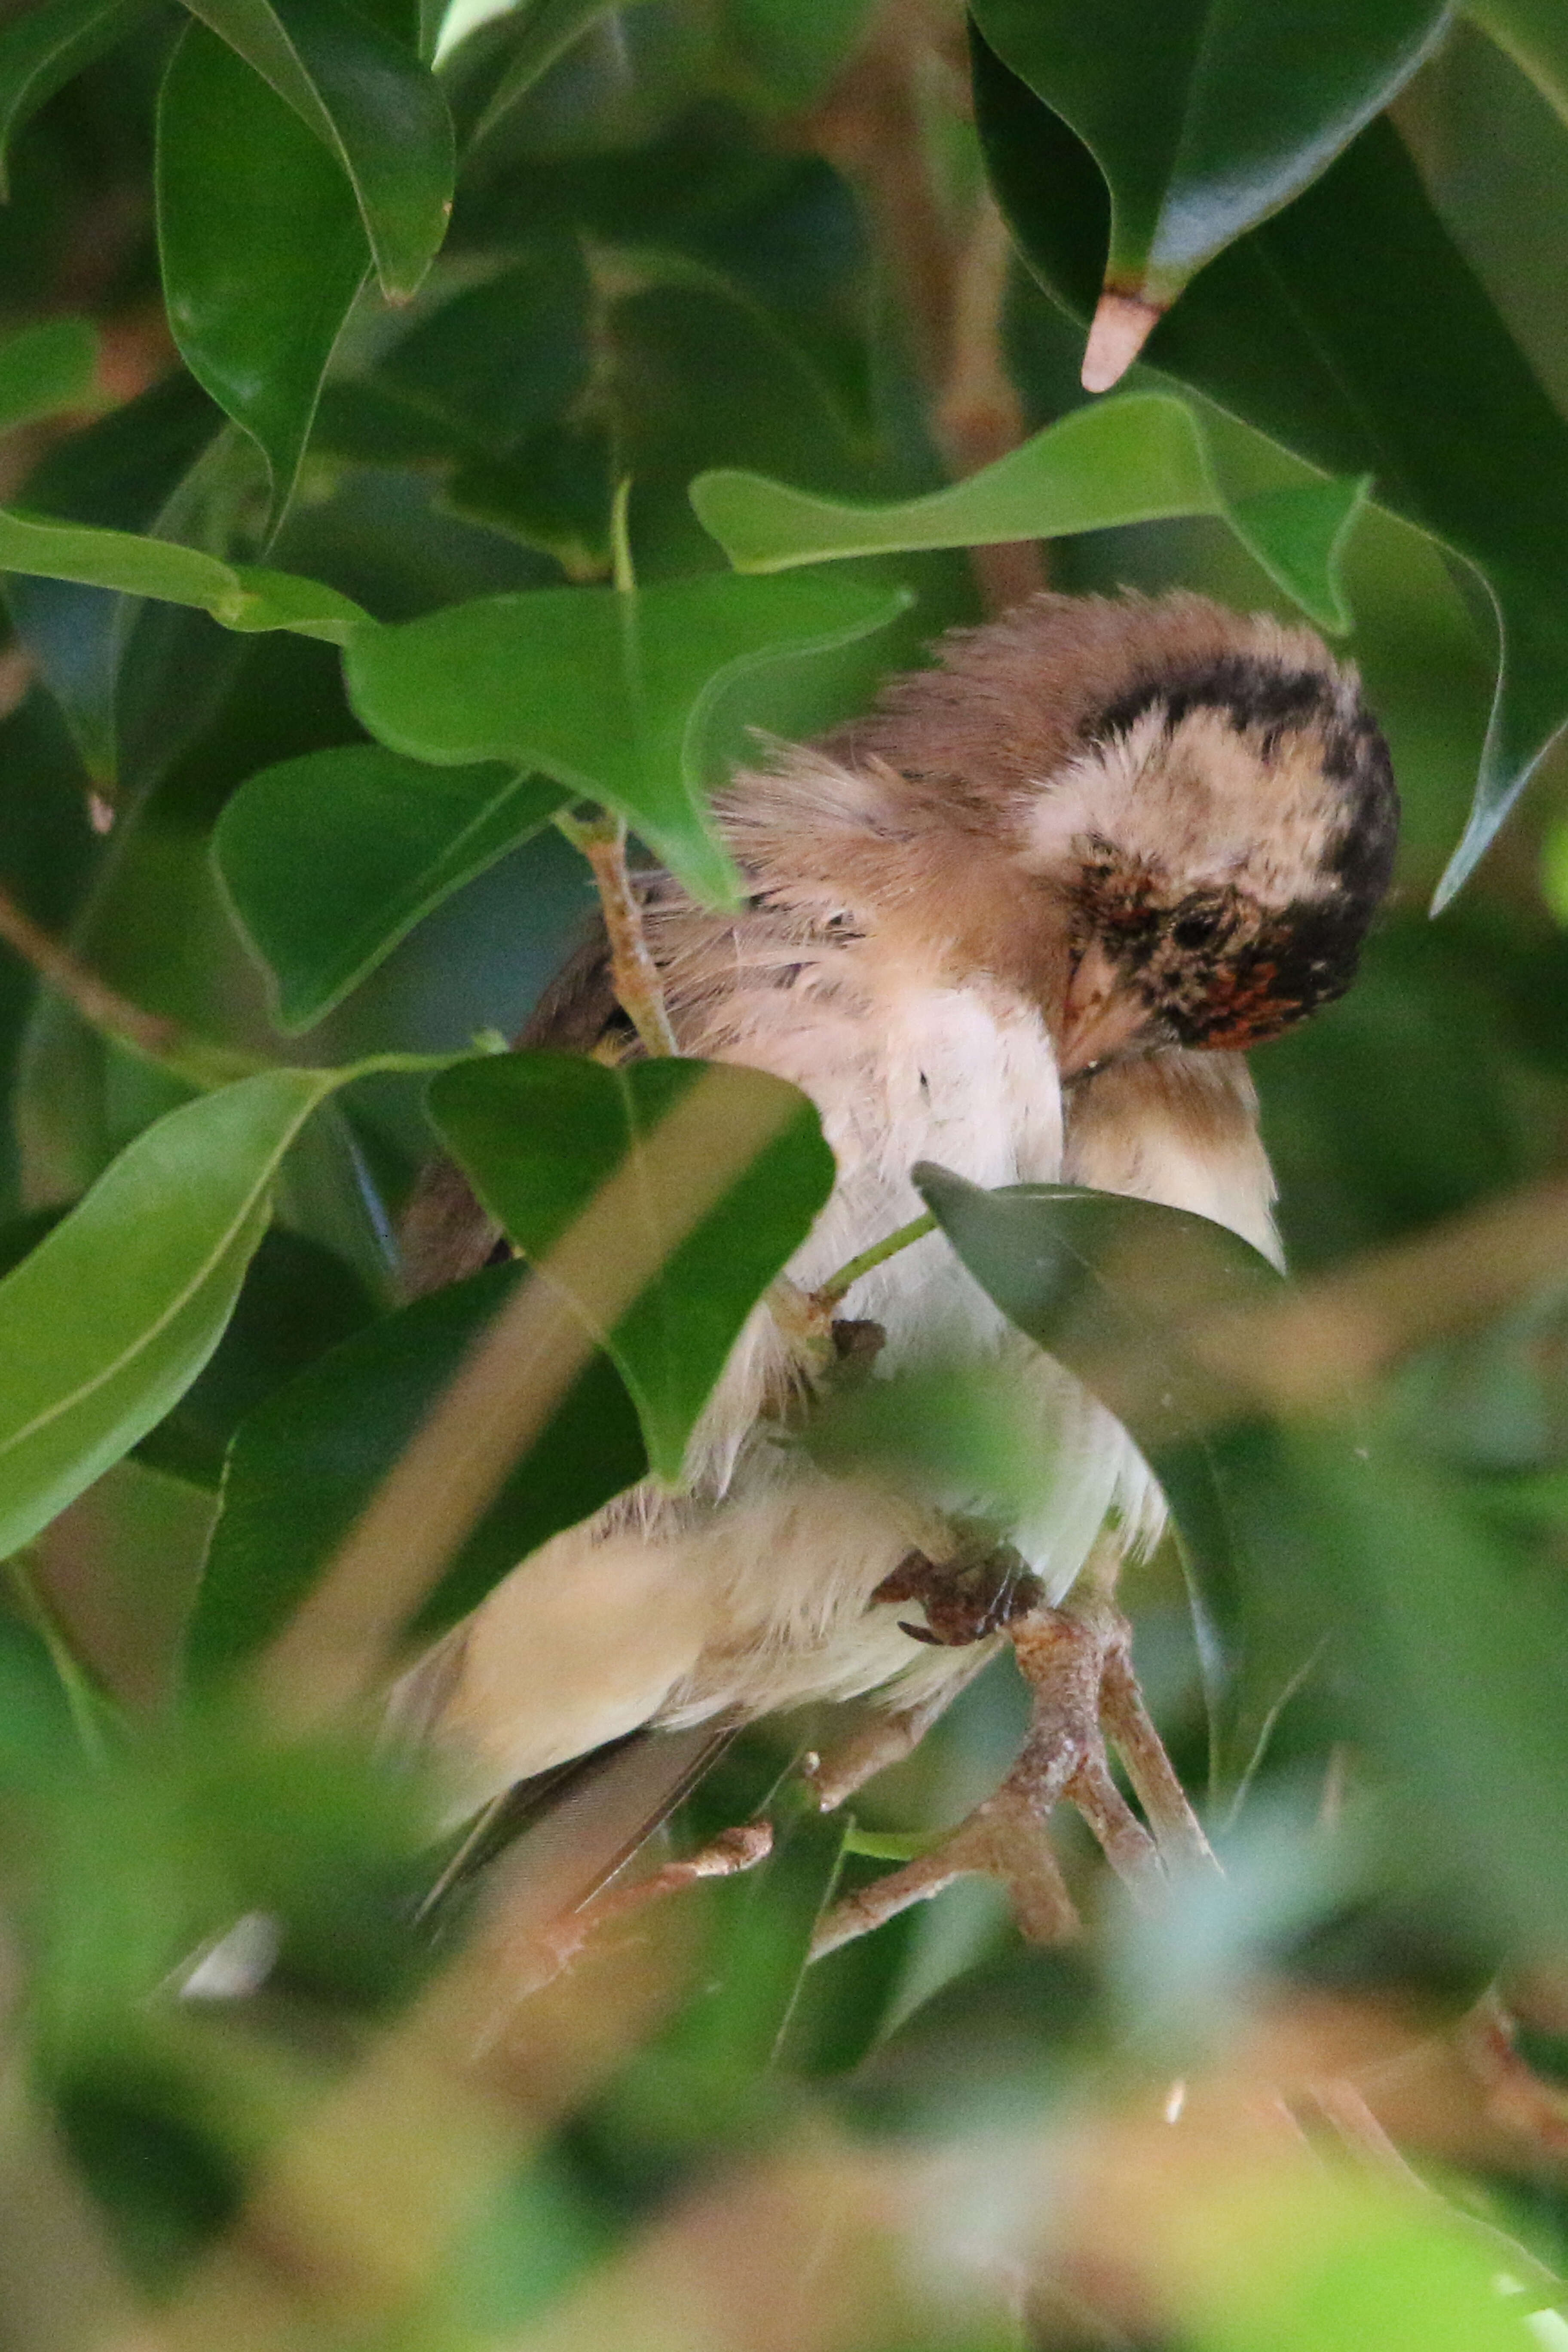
[1172,908,1222,951]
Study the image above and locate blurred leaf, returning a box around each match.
[971,0,1447,314]
[0,0,153,199]
[0,316,98,431]
[344,571,909,905]
[157,20,371,528]
[189,1259,646,1677]
[973,39,1568,903]
[375,238,590,448]
[467,0,658,143]
[720,0,875,113]
[1468,0,1568,125]
[694,392,1369,634]
[214,743,569,1029]
[179,0,453,299]
[0,505,367,640]
[0,1055,449,1562]
[428,1053,835,1480]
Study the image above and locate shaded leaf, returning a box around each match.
[972,36,1568,902]
[693,392,1369,634]
[971,0,1447,319]
[0,317,98,433]
[214,744,568,1030]
[0,0,153,199]
[344,571,910,906]
[720,0,876,113]
[156,19,370,529]
[467,0,657,144]
[428,1053,835,1480]
[189,1261,646,1678]
[914,1165,1289,1776]
[1467,0,1568,126]
[179,0,453,299]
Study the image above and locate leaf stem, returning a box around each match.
[814,1210,937,1311]
[555,810,679,1058]
[0,879,266,1091]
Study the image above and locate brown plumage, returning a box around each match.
[397,591,1396,1854]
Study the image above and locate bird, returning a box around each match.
[395,588,1398,1934]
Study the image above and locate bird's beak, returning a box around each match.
[1058,941,1148,1078]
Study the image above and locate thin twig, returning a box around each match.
[0,878,261,1091]
[554,810,679,1058]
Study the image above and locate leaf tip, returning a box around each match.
[1081,291,1162,394]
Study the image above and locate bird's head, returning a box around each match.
[1025,647,1398,1076]
[852,594,1399,1079]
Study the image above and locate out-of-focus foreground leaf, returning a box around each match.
[189,1261,646,1678]
[0,0,153,197]
[428,1052,836,1481]
[972,37,1568,903]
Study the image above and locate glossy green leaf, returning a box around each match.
[0,0,153,199]
[0,317,97,433]
[214,744,569,1030]
[1467,0,1568,124]
[0,505,367,640]
[973,40,1568,903]
[0,1070,334,1562]
[157,20,370,530]
[179,0,453,299]
[971,0,1447,317]
[344,572,909,907]
[693,392,1369,634]
[914,1165,1289,1773]
[189,1262,647,1678]
[428,1054,836,1481]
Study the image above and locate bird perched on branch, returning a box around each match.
[399,590,1397,1944]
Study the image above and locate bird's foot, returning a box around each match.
[871,1535,1046,1645]
[810,1580,1215,1959]
[504,1821,774,1998]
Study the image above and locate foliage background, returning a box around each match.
[0,0,1566,2345]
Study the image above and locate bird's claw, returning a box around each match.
[812,1583,1216,1959]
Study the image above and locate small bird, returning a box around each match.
[399,590,1397,1923]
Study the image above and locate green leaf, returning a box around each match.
[428,1054,836,1482]
[693,392,1369,634]
[214,744,568,1030]
[189,1262,647,1679]
[720,0,876,113]
[0,317,97,434]
[971,0,1448,322]
[156,20,370,530]
[343,572,909,906]
[0,1050,463,1563]
[178,0,453,300]
[0,506,367,640]
[0,0,153,200]
[466,0,657,144]
[1467,0,1568,125]
[973,40,1568,903]
[913,1165,1288,1775]
[0,1070,334,1563]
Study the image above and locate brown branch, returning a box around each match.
[0,879,260,1092]
[556,812,679,1058]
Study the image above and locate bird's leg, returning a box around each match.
[810,1540,1214,1960]
[499,1821,775,2000]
